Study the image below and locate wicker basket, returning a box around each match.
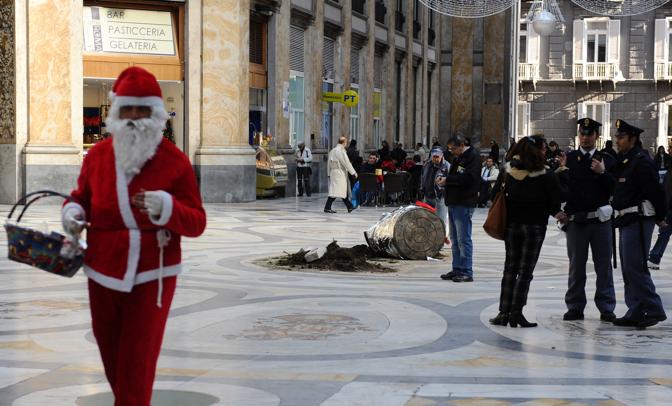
[4,191,84,277]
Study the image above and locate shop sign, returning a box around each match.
[83,7,176,56]
[322,90,359,107]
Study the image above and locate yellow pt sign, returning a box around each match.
[322,90,359,107]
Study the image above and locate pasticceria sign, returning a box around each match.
[83,7,176,56]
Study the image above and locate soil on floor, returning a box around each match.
[260,241,398,273]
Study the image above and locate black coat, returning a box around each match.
[558,149,616,215]
[444,147,481,207]
[612,146,666,225]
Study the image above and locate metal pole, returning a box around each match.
[509,0,521,149]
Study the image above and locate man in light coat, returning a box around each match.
[325,136,358,213]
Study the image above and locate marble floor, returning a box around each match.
[0,195,670,405]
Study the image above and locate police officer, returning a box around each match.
[556,118,616,322]
[611,119,667,328]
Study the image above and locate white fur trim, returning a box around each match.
[149,191,173,226]
[112,95,164,108]
[504,162,547,178]
[84,264,181,292]
[114,156,140,291]
[134,264,182,285]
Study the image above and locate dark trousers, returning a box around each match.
[619,218,667,321]
[297,167,311,196]
[477,181,492,206]
[324,196,353,211]
[499,223,546,312]
[565,221,616,313]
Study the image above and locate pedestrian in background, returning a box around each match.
[295,141,313,197]
[648,171,672,270]
[422,147,451,245]
[477,157,499,208]
[324,137,358,214]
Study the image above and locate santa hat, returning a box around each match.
[108,67,168,119]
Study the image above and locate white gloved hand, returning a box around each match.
[144,191,167,217]
[62,205,86,236]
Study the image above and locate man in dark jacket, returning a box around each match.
[648,170,672,269]
[391,142,407,167]
[438,133,481,282]
[611,119,667,328]
[556,118,617,323]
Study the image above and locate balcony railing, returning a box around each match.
[519,63,539,81]
[573,63,617,80]
[375,1,386,24]
[656,62,672,80]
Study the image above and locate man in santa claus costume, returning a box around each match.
[62,66,206,405]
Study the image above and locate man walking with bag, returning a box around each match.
[555,118,617,322]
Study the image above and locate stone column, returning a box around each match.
[195,0,256,202]
[471,18,484,147]
[333,1,352,143]
[268,0,290,148]
[439,14,453,145]
[0,0,18,203]
[482,13,506,148]
[420,6,429,148]
[451,18,474,135]
[384,1,398,145]
[359,0,375,155]
[22,0,83,196]
[304,1,325,149]
[403,0,414,146]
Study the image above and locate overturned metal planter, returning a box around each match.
[364,206,445,260]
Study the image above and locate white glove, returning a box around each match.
[144,191,167,217]
[62,204,86,236]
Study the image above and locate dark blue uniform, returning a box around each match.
[558,149,616,318]
[612,145,667,325]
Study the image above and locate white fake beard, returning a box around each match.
[107,116,165,180]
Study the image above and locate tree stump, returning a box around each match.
[364,206,444,260]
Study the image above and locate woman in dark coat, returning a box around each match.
[489,135,565,327]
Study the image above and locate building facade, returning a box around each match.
[517,0,672,152]
[1,0,254,204]
[258,0,443,196]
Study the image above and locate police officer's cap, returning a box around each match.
[615,119,644,137]
[577,118,602,135]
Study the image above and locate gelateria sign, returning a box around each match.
[83,7,176,56]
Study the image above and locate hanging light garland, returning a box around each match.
[525,0,566,36]
[570,0,672,16]
[419,0,515,18]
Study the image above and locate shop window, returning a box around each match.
[373,89,382,148]
[322,81,334,149]
[350,84,360,142]
[516,102,530,140]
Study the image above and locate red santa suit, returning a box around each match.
[64,67,206,406]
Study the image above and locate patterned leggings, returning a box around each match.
[499,223,547,312]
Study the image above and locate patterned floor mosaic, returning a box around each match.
[0,195,670,405]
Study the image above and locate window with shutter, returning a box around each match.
[250,22,264,65]
[374,55,383,89]
[576,102,609,148]
[323,37,335,79]
[351,47,360,84]
[290,26,304,72]
[658,102,670,148]
[655,19,670,80]
[516,102,530,139]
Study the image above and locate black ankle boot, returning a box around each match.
[489,312,509,326]
[508,311,537,328]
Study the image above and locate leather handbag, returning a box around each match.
[483,175,507,240]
